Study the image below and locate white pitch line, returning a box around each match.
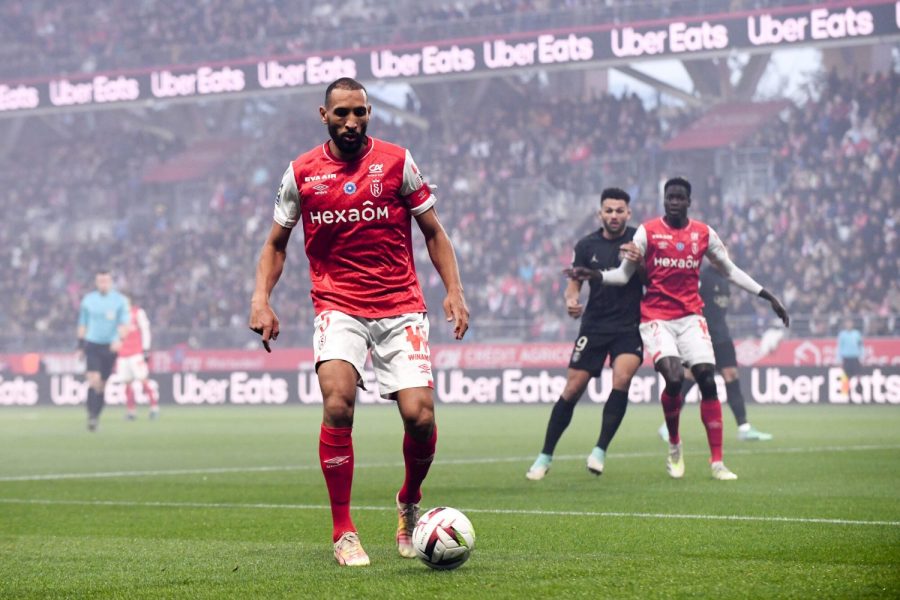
[0,497,896,527]
[0,443,898,482]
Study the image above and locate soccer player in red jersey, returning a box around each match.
[249,78,469,567]
[567,177,789,480]
[117,295,159,420]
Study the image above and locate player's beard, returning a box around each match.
[603,220,626,236]
[328,122,367,155]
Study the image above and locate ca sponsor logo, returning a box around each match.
[368,163,384,174]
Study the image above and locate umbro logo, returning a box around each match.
[590,254,598,263]
[323,456,351,468]
[313,183,328,195]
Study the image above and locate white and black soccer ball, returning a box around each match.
[412,506,475,570]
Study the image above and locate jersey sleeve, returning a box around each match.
[705,226,763,295]
[571,239,589,269]
[631,224,647,254]
[600,225,643,286]
[273,162,301,228]
[136,308,152,351]
[399,149,435,216]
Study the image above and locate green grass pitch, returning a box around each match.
[1,404,898,599]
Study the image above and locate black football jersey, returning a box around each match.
[571,227,642,334]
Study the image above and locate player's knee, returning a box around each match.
[323,394,355,427]
[694,366,717,398]
[721,367,738,383]
[404,409,434,441]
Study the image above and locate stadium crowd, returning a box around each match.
[0,0,781,79]
[0,68,896,351]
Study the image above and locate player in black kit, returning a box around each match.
[527,188,644,480]
[657,265,773,442]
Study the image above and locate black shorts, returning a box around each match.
[85,341,117,380]
[842,357,861,377]
[712,339,738,369]
[568,329,643,375]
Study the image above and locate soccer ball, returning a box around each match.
[412,506,475,570]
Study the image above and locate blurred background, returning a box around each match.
[0,0,896,353]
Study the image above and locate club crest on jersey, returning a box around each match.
[676,242,685,251]
[692,242,699,253]
[370,180,383,198]
[343,182,357,194]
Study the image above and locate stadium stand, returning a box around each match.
[0,66,896,351]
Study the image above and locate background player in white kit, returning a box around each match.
[567,177,789,481]
[249,78,469,567]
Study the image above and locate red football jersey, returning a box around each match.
[633,217,721,322]
[273,136,435,318]
[119,306,150,357]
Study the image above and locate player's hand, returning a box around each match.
[110,340,122,353]
[443,288,469,340]
[770,296,790,327]
[620,242,643,263]
[249,302,280,352]
[565,297,583,319]
[563,266,601,282]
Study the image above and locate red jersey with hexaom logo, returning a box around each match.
[273,136,435,318]
[632,217,719,322]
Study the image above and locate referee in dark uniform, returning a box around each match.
[527,188,644,480]
[661,265,773,441]
[77,269,130,432]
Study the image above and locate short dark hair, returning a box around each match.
[325,78,367,106]
[664,176,692,196]
[96,268,111,275]
[600,187,630,204]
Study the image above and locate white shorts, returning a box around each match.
[116,354,149,383]
[313,310,433,399]
[639,314,715,368]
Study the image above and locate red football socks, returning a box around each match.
[143,381,158,408]
[319,424,356,542]
[660,391,682,445]
[125,385,136,412]
[398,426,437,505]
[700,399,724,463]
